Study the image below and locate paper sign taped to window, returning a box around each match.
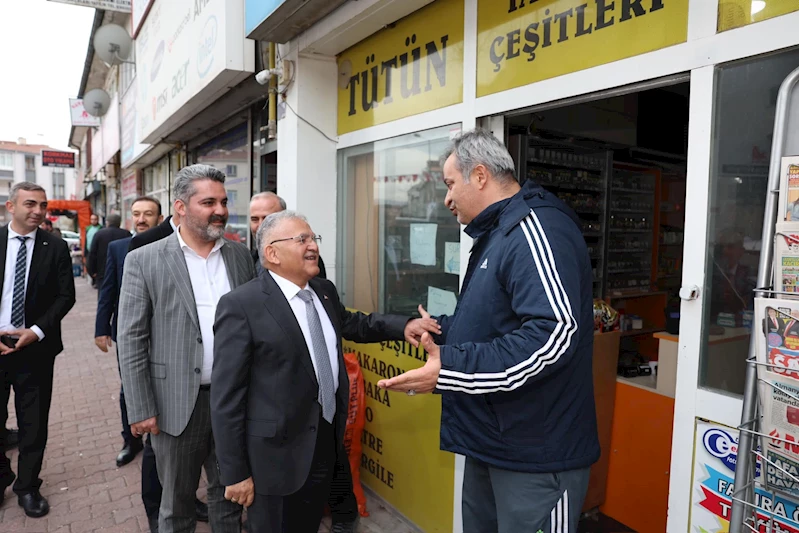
[444,242,460,274]
[410,223,437,266]
[427,286,457,317]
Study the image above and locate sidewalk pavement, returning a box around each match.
[0,277,414,533]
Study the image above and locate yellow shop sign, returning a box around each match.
[477,0,688,97]
[337,0,464,135]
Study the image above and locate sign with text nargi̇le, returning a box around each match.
[336,0,464,135]
[477,0,688,97]
[343,329,454,533]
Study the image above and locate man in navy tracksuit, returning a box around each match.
[379,129,599,533]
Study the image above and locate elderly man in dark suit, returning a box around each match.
[0,182,76,517]
[211,211,440,533]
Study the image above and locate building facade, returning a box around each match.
[65,0,799,531]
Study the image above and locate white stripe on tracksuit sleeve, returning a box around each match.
[437,210,580,394]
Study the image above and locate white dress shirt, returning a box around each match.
[269,271,339,391]
[176,227,231,384]
[0,226,44,339]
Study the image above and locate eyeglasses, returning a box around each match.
[270,233,322,246]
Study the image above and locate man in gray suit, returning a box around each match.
[118,164,254,533]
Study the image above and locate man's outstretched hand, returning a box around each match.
[379,332,440,394]
[403,305,442,348]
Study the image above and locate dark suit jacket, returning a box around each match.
[128,216,174,253]
[250,247,327,279]
[0,226,76,357]
[88,227,130,283]
[211,272,407,496]
[95,236,132,342]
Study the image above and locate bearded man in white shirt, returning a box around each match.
[118,164,255,533]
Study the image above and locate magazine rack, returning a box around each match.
[729,66,799,533]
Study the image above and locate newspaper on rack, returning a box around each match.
[779,156,799,223]
[775,223,799,299]
[755,297,799,498]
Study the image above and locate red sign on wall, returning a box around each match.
[41,150,76,168]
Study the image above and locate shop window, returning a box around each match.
[194,124,249,244]
[53,171,65,199]
[701,47,799,395]
[143,157,170,217]
[718,1,799,32]
[251,99,277,195]
[337,125,461,315]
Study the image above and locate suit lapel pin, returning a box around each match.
[43,241,48,246]
[324,295,328,300]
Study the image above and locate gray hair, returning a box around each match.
[250,191,286,210]
[441,128,516,184]
[256,210,308,265]
[9,182,46,203]
[173,164,226,203]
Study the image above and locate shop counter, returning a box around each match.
[600,330,675,533]
[653,327,751,393]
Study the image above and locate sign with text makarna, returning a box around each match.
[477,0,688,97]
[336,0,464,135]
[343,328,454,533]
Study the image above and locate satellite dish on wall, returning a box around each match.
[83,88,111,117]
[338,60,352,90]
[93,24,133,66]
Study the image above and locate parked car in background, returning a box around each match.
[61,230,81,250]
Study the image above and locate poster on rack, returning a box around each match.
[689,420,799,533]
[779,156,799,222]
[755,297,799,498]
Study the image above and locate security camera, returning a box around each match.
[255,60,293,86]
[255,69,278,85]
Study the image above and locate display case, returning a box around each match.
[606,164,659,297]
[509,134,612,298]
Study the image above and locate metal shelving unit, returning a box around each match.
[606,166,657,297]
[509,134,612,299]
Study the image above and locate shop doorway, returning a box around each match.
[503,79,690,533]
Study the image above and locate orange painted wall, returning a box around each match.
[599,381,675,533]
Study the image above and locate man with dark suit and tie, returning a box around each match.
[0,182,76,517]
[211,211,440,533]
[767,308,786,336]
[119,164,254,533]
[95,196,163,468]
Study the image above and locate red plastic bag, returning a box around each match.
[343,352,369,517]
